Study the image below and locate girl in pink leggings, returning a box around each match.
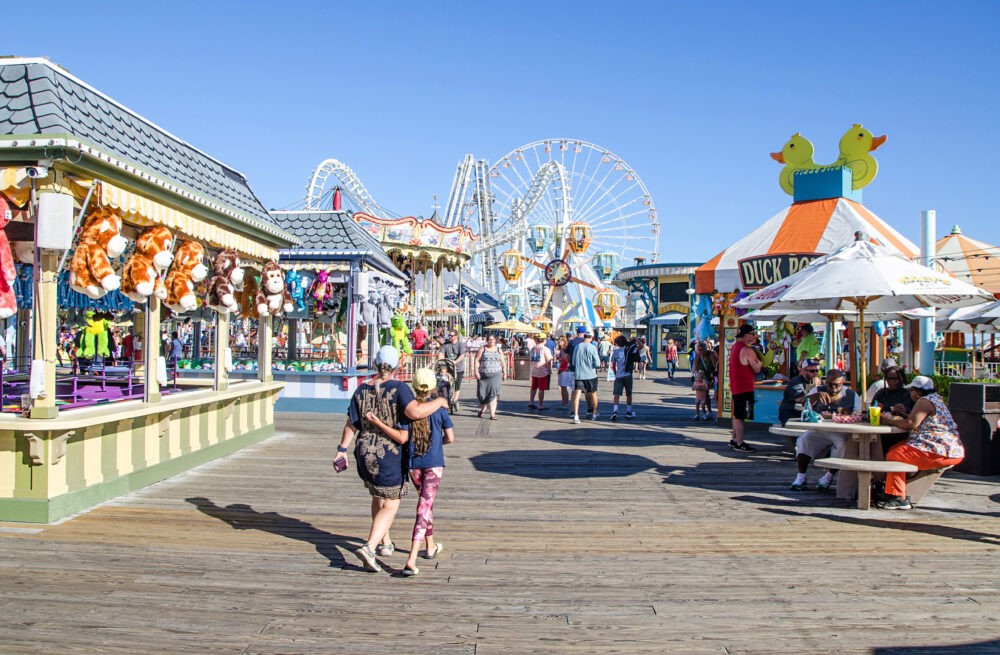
[403,369,456,575]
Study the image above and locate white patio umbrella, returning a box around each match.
[735,238,993,403]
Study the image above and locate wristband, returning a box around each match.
[337,446,347,453]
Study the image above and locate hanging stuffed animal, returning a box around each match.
[206,249,244,314]
[359,289,377,326]
[238,270,260,319]
[164,241,208,313]
[69,208,128,299]
[308,269,332,315]
[377,288,394,329]
[121,225,174,303]
[388,312,412,353]
[0,197,18,319]
[285,269,307,313]
[76,310,112,360]
[255,261,293,316]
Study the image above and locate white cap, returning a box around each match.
[375,345,400,369]
[880,357,898,372]
[904,375,934,391]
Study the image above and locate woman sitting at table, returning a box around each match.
[877,375,965,510]
[872,366,915,454]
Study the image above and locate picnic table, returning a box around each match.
[784,419,909,509]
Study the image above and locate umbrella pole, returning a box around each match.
[858,300,868,409]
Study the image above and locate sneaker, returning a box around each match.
[626,410,636,418]
[816,474,835,493]
[572,416,580,424]
[729,439,738,448]
[528,403,537,409]
[876,496,912,510]
[591,412,600,421]
[375,542,395,556]
[730,441,757,453]
[610,412,618,422]
[789,481,807,491]
[693,413,701,420]
[354,544,382,572]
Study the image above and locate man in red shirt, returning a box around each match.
[410,322,428,351]
[728,324,762,452]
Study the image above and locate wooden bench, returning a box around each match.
[815,458,918,509]
[769,424,807,456]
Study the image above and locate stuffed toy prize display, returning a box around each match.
[165,241,209,313]
[69,208,129,299]
[206,249,244,314]
[255,261,293,316]
[388,312,412,354]
[121,225,173,303]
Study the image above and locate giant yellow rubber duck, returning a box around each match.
[770,133,818,196]
[835,124,887,190]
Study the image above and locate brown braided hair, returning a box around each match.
[410,387,432,456]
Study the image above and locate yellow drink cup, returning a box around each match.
[868,405,882,426]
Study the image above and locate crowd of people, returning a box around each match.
[334,320,967,577]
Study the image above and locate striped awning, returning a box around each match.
[695,198,918,294]
[935,226,1000,297]
[96,181,278,260]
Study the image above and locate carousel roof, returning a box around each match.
[270,209,404,279]
[695,197,918,294]
[0,58,290,239]
[936,225,1000,297]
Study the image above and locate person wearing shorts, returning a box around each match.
[528,340,553,410]
[570,331,601,423]
[609,335,636,421]
[728,324,762,452]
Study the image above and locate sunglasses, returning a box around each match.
[885,376,901,381]
[804,368,819,373]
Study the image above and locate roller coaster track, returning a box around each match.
[304,159,394,216]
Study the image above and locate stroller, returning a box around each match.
[434,357,458,414]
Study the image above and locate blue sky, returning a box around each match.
[6,1,999,262]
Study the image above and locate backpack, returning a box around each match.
[623,342,640,373]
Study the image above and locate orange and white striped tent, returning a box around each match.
[935,226,1000,298]
[695,198,918,294]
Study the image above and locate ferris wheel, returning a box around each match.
[466,139,659,330]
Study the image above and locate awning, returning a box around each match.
[94,181,280,260]
[648,311,687,326]
[1,167,31,206]
[470,310,504,324]
[696,198,918,294]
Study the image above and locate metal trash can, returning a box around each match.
[948,383,1000,476]
[512,355,532,381]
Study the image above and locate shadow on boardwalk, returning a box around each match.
[186,496,363,570]
[873,639,1000,654]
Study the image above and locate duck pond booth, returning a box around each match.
[0,58,298,522]
[180,209,408,414]
[694,126,919,425]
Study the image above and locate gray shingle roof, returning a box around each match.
[271,210,405,278]
[0,58,284,235]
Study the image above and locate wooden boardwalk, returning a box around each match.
[2,370,1000,654]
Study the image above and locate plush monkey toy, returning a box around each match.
[206,249,244,314]
[255,261,293,316]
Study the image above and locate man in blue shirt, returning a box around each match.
[570,330,601,423]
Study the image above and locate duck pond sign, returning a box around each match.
[738,253,822,290]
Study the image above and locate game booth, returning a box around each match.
[0,58,297,522]
[694,126,920,425]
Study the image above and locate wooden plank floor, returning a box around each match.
[3,370,1000,654]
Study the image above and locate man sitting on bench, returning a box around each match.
[789,369,861,492]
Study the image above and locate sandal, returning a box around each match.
[402,566,420,576]
[477,409,485,418]
[424,543,444,560]
[490,415,498,420]
[375,542,395,556]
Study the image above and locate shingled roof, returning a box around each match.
[270,210,404,279]
[0,57,289,239]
